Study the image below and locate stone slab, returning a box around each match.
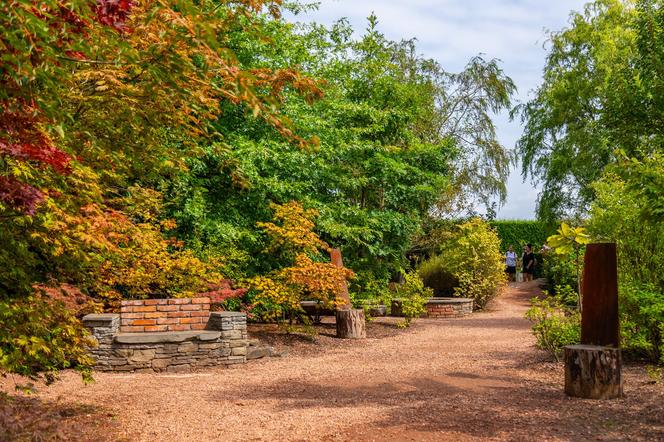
[114,330,221,344]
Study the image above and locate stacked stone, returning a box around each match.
[82,311,248,373]
[119,297,211,332]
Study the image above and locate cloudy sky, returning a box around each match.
[288,0,587,219]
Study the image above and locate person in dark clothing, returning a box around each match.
[522,244,535,282]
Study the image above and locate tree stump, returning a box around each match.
[336,308,366,339]
[564,345,622,399]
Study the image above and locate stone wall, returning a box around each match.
[83,311,247,372]
[119,297,211,332]
[391,297,473,319]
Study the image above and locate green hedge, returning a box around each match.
[490,220,553,252]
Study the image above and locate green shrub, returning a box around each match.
[525,294,580,361]
[417,256,457,297]
[418,218,505,310]
[395,272,431,328]
[542,251,579,295]
[620,282,664,364]
[0,296,95,384]
[489,220,553,252]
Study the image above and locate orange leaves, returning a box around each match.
[257,201,329,257]
[249,201,354,319]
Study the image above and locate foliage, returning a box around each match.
[525,294,581,361]
[489,220,552,252]
[395,273,431,328]
[586,169,663,364]
[587,171,664,290]
[418,218,505,310]
[167,14,515,285]
[542,253,579,295]
[0,296,95,384]
[417,255,458,297]
[516,0,664,221]
[546,222,590,307]
[247,202,354,322]
[619,282,664,364]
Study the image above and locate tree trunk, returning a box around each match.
[336,309,366,339]
[564,345,622,399]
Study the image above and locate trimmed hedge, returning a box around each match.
[490,220,553,252]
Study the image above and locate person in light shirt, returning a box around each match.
[505,245,517,282]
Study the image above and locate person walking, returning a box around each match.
[522,244,535,282]
[505,245,517,282]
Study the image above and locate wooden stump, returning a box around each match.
[336,308,366,339]
[564,345,622,399]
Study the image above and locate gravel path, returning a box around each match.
[11,280,664,441]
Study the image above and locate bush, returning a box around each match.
[0,296,95,384]
[620,282,664,364]
[417,256,457,297]
[541,250,580,295]
[395,272,431,328]
[418,218,505,310]
[489,220,552,252]
[525,294,580,361]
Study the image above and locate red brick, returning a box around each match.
[134,306,156,313]
[121,312,144,319]
[157,305,178,312]
[121,300,145,307]
[121,326,145,332]
[180,304,202,311]
[143,312,164,319]
[132,319,157,326]
[190,311,210,318]
[120,306,133,313]
[144,325,169,332]
[167,311,190,318]
[180,317,203,324]
[168,298,191,305]
[191,297,211,304]
[143,299,166,306]
[157,318,179,325]
[190,323,207,330]
[168,325,190,331]
[120,319,135,326]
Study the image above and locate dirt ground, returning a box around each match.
[2,280,663,441]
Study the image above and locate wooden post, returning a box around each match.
[564,243,622,399]
[330,248,366,339]
[581,243,619,347]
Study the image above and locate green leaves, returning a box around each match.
[547,222,591,255]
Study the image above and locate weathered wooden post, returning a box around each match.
[330,248,366,339]
[564,243,622,399]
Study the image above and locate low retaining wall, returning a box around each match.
[391,297,473,319]
[83,311,247,373]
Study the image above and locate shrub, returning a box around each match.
[525,294,581,361]
[417,256,457,297]
[541,251,579,295]
[395,272,431,328]
[490,220,552,252]
[247,202,354,323]
[0,296,96,384]
[620,282,664,364]
[418,218,506,310]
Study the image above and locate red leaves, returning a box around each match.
[0,99,72,173]
[95,0,134,31]
[0,176,44,215]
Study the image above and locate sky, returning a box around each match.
[287,0,587,219]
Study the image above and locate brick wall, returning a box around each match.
[119,297,211,332]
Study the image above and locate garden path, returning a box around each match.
[12,280,664,440]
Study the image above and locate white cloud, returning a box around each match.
[288,0,587,219]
